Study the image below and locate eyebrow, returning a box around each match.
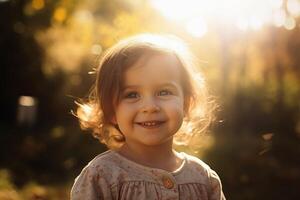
[160,82,179,89]
[122,82,180,90]
[122,85,139,90]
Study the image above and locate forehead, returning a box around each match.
[123,54,182,86]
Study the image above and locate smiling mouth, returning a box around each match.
[136,121,165,128]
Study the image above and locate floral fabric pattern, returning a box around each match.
[71,150,226,200]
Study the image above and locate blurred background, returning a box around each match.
[1,0,300,199]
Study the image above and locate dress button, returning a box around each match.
[162,176,174,189]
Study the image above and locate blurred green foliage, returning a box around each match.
[0,0,300,199]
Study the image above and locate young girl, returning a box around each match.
[71,34,226,200]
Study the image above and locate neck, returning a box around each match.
[118,141,182,171]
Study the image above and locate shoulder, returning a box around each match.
[72,150,115,182]
[181,152,226,199]
[182,152,211,173]
[73,150,124,186]
[70,150,120,199]
[77,150,122,179]
[180,152,222,184]
[86,150,118,168]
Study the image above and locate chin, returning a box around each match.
[141,136,174,147]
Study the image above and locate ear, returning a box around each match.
[111,115,117,125]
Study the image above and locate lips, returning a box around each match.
[136,120,165,128]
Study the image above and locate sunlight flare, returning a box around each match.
[150,0,297,33]
[287,0,300,17]
[185,17,207,37]
[273,9,286,27]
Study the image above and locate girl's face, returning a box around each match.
[113,54,185,149]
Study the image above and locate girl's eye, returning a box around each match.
[124,92,139,99]
[158,90,172,96]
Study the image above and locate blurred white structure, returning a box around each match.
[17,96,38,127]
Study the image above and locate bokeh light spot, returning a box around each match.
[31,0,44,10]
[284,16,296,30]
[53,7,67,23]
[91,44,102,55]
[19,96,36,107]
[287,0,300,17]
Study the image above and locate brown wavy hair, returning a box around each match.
[76,34,215,149]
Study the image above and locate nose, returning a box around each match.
[141,97,160,113]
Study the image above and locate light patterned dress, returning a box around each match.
[71,150,226,200]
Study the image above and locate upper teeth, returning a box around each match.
[142,122,157,126]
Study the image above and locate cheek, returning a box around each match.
[164,99,185,117]
[164,101,184,132]
[115,103,137,122]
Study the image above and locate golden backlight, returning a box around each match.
[150,0,298,36]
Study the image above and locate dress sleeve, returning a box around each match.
[70,165,112,200]
[208,169,226,200]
